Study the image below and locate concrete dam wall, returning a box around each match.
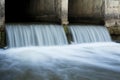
[0,0,120,47]
[6,0,105,23]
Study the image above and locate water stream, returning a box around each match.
[3,24,120,80]
[6,24,68,48]
[69,25,111,43]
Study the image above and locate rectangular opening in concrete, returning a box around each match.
[68,0,104,24]
[6,0,59,23]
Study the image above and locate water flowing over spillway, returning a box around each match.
[6,24,68,48]
[0,42,120,80]
[3,24,119,80]
[69,25,111,43]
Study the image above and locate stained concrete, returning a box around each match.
[0,0,5,47]
[68,0,104,21]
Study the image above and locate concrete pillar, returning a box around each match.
[104,0,120,42]
[61,0,69,25]
[0,0,5,47]
[104,0,120,27]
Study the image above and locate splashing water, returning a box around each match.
[6,24,68,48]
[0,42,120,80]
[69,25,111,43]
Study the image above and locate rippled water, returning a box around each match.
[0,42,120,80]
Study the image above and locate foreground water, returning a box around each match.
[0,42,120,80]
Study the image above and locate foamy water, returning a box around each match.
[0,42,120,80]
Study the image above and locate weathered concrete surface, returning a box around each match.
[105,19,120,27]
[107,26,120,42]
[104,0,120,27]
[26,0,57,22]
[28,0,69,24]
[108,26,120,35]
[61,0,69,25]
[69,0,104,21]
[0,0,4,24]
[104,0,120,42]
[0,0,5,47]
[105,0,120,19]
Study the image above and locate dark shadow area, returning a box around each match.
[5,0,31,22]
[68,0,104,25]
[68,17,104,25]
[5,0,58,23]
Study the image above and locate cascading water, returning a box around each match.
[0,42,120,80]
[69,25,111,43]
[3,23,120,80]
[6,24,68,48]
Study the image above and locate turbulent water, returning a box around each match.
[69,25,111,43]
[0,42,120,80]
[6,24,68,48]
[3,24,120,80]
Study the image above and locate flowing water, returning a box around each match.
[3,24,120,80]
[69,25,111,43]
[6,24,112,47]
[6,24,68,48]
[0,42,120,80]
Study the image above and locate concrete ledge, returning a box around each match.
[107,26,120,35]
[105,19,120,27]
